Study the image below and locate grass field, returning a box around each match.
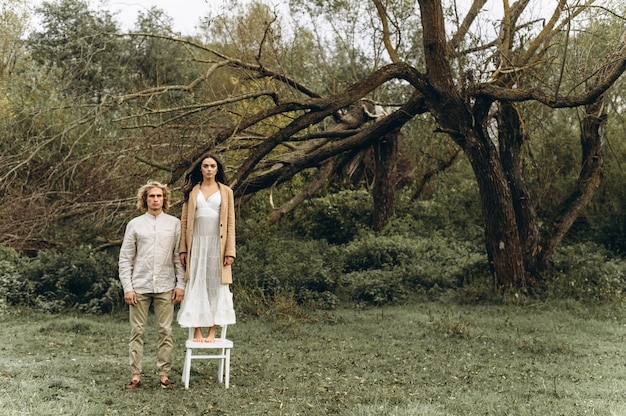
[1,300,626,415]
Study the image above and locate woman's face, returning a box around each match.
[200,157,218,180]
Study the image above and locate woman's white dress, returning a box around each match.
[177,191,236,328]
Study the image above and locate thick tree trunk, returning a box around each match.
[372,128,399,231]
[496,102,540,276]
[467,137,527,290]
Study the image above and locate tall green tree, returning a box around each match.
[27,0,122,99]
[0,1,199,250]
[0,0,28,78]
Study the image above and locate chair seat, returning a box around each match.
[185,339,233,349]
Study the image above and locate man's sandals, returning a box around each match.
[125,379,141,390]
[125,378,176,389]
[160,378,176,389]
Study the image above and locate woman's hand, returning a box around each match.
[223,256,234,266]
[180,252,187,268]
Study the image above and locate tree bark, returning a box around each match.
[496,102,540,276]
[536,98,606,270]
[465,129,527,290]
[372,128,399,231]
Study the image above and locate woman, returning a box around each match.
[177,153,236,342]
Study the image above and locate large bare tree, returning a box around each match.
[143,0,624,290]
[3,0,626,291]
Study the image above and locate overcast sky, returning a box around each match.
[95,0,238,34]
[29,0,289,35]
[29,0,555,37]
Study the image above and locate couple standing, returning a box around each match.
[118,153,236,389]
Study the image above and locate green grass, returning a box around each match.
[1,301,626,415]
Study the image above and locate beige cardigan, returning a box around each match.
[179,183,236,284]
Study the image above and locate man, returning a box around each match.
[119,181,186,389]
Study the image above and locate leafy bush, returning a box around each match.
[341,235,418,272]
[341,269,410,306]
[0,246,31,314]
[287,190,372,244]
[235,234,339,310]
[544,242,626,302]
[393,167,485,241]
[18,246,122,313]
[336,232,489,305]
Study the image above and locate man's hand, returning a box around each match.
[124,290,138,307]
[172,288,185,304]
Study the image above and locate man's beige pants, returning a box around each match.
[128,291,173,377]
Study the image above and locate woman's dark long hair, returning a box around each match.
[182,153,227,201]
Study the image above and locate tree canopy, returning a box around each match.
[1,0,626,291]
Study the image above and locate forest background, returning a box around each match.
[1,0,626,314]
[3,1,626,414]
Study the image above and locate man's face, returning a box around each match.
[146,187,164,214]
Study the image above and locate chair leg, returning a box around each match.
[224,349,230,389]
[183,347,192,389]
[217,348,225,383]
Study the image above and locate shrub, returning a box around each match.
[333,230,491,305]
[341,235,418,273]
[339,232,487,289]
[544,242,626,302]
[342,269,410,306]
[235,234,339,310]
[287,190,372,244]
[20,246,122,313]
[0,246,34,310]
[393,168,485,241]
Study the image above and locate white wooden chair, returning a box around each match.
[181,325,233,389]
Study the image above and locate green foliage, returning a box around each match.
[235,230,339,310]
[0,245,23,264]
[27,0,123,98]
[337,232,488,305]
[398,165,484,241]
[0,246,29,314]
[341,269,410,306]
[544,242,626,302]
[8,246,123,313]
[341,235,417,272]
[287,190,372,244]
[131,8,206,90]
[580,126,626,253]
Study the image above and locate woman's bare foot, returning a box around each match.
[193,327,204,342]
[204,326,216,342]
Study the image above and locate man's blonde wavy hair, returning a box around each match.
[136,180,171,212]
